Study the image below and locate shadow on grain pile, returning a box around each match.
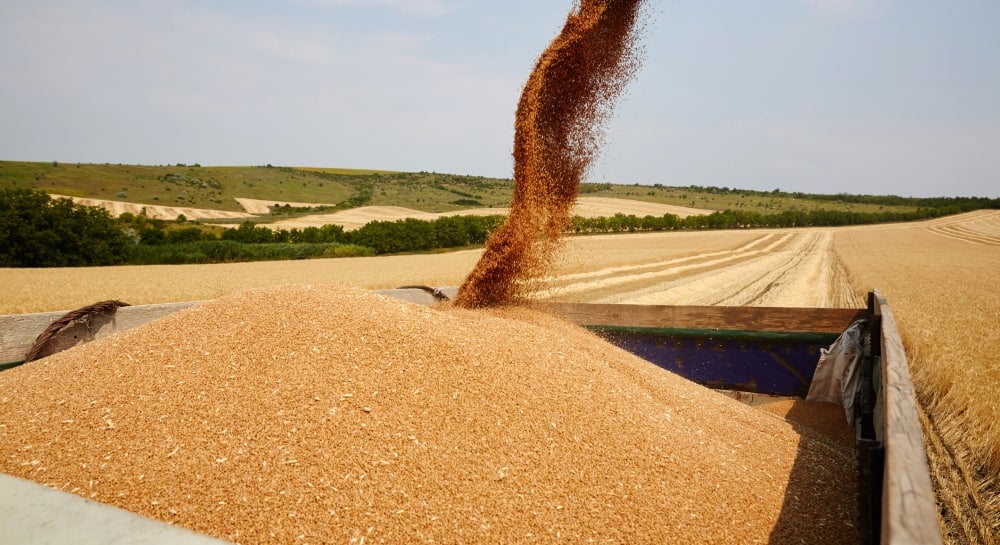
[0,283,858,544]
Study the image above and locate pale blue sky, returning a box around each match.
[1,0,997,197]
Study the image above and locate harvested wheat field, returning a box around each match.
[0,250,484,314]
[536,228,862,308]
[571,196,709,219]
[267,205,508,232]
[0,229,764,315]
[264,197,705,232]
[234,198,335,215]
[834,210,1000,544]
[0,283,857,544]
[51,194,256,222]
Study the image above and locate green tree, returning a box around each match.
[0,188,130,266]
[221,221,276,243]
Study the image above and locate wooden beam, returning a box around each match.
[873,290,944,545]
[544,302,866,334]
[0,288,458,365]
[0,301,202,365]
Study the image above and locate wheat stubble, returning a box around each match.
[0,283,856,544]
[456,1,645,307]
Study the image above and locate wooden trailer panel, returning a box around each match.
[871,291,943,545]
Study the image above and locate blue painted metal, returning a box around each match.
[589,327,838,397]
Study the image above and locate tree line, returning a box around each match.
[566,204,994,233]
[0,189,506,266]
[1,188,996,267]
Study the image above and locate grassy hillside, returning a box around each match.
[579,183,920,215]
[0,161,513,214]
[0,160,935,217]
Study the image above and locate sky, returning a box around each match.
[1,0,998,198]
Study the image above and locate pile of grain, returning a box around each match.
[0,283,856,544]
[457,0,646,307]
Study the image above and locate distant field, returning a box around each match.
[579,182,919,215]
[51,194,256,221]
[0,161,512,214]
[43,194,712,228]
[3,211,993,313]
[266,197,710,231]
[1,160,922,218]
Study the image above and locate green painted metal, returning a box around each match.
[584,325,841,345]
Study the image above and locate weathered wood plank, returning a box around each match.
[544,302,866,333]
[874,289,944,545]
[6,290,852,365]
[0,302,203,364]
[0,288,460,365]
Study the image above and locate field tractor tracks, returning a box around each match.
[703,232,827,307]
[535,230,856,308]
[925,224,1000,246]
[531,232,793,301]
[924,210,1000,246]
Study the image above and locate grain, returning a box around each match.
[456,0,646,307]
[757,399,855,452]
[0,283,857,544]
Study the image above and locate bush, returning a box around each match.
[322,244,375,258]
[221,221,276,243]
[125,241,373,265]
[343,214,503,255]
[0,188,130,267]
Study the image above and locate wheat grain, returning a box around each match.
[0,283,857,544]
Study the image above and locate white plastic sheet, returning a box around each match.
[806,319,867,424]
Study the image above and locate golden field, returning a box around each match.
[834,210,1000,545]
[1,209,997,542]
